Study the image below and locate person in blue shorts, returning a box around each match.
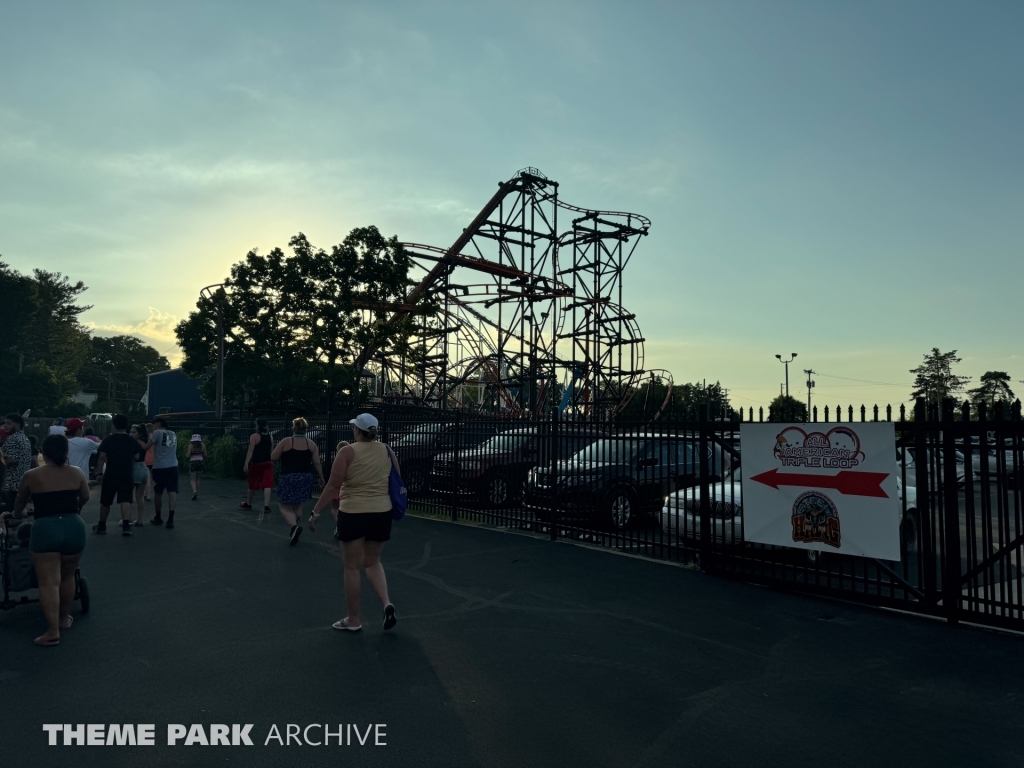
[1,435,89,646]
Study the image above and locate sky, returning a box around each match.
[1,1,1022,410]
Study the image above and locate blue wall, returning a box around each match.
[147,369,211,417]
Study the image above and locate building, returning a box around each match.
[146,368,211,417]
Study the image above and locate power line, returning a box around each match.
[814,371,912,387]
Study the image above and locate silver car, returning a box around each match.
[660,468,920,555]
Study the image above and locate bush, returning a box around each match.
[209,435,244,478]
[175,430,193,471]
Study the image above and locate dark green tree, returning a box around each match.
[0,260,92,412]
[909,348,971,407]
[968,371,1016,413]
[175,228,429,411]
[617,378,735,422]
[79,335,170,409]
[768,394,808,423]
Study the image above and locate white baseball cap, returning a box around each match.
[349,413,379,431]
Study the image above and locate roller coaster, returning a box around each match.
[357,168,663,419]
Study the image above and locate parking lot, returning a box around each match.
[2,477,1024,767]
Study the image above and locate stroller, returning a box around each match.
[1,515,90,613]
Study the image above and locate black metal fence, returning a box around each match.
[165,398,1024,632]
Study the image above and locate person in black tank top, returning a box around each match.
[241,420,275,512]
[1,434,89,646]
[269,417,325,545]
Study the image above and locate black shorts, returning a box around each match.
[152,466,180,494]
[100,477,135,506]
[335,510,393,543]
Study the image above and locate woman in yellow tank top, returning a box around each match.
[311,413,399,632]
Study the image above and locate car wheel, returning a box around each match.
[78,574,90,614]
[405,465,428,496]
[482,475,510,508]
[901,509,920,554]
[604,487,635,531]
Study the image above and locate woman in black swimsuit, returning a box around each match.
[1,434,89,647]
[270,418,325,545]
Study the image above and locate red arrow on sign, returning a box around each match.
[749,469,890,498]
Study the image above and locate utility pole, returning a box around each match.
[201,284,227,419]
[775,353,797,398]
[804,369,816,416]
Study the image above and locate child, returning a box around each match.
[188,434,207,501]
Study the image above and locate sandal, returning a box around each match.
[383,604,397,631]
[332,618,362,632]
[34,635,60,647]
[60,615,74,630]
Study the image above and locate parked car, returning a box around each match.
[967,439,1021,486]
[660,467,919,557]
[897,446,967,486]
[430,427,606,507]
[525,432,730,530]
[392,421,501,496]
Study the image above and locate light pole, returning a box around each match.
[200,284,227,419]
[803,369,816,416]
[775,353,797,397]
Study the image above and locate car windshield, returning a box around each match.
[572,439,642,463]
[478,432,534,452]
[395,424,446,444]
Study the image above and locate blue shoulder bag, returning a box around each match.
[387,447,407,520]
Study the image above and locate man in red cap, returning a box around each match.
[66,417,99,482]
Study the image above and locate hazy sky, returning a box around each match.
[2,1,1021,409]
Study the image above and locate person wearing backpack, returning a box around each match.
[310,413,399,632]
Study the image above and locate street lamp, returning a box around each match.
[775,353,797,397]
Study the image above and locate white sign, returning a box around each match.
[740,422,901,560]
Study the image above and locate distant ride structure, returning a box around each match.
[358,168,655,419]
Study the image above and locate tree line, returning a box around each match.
[0,259,169,417]
[174,227,433,412]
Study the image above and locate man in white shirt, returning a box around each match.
[49,417,67,436]
[65,418,99,482]
[146,417,179,528]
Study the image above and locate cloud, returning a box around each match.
[88,307,182,365]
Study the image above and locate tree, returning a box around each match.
[79,335,170,409]
[768,394,808,423]
[909,348,971,407]
[0,260,93,412]
[616,378,736,422]
[175,228,430,411]
[968,371,1016,414]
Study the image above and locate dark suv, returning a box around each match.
[524,433,731,530]
[389,422,500,496]
[430,427,605,508]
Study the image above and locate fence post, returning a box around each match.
[941,398,961,625]
[698,404,712,571]
[450,410,460,523]
[914,398,936,603]
[549,406,558,541]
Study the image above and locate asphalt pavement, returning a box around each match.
[2,476,1023,767]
